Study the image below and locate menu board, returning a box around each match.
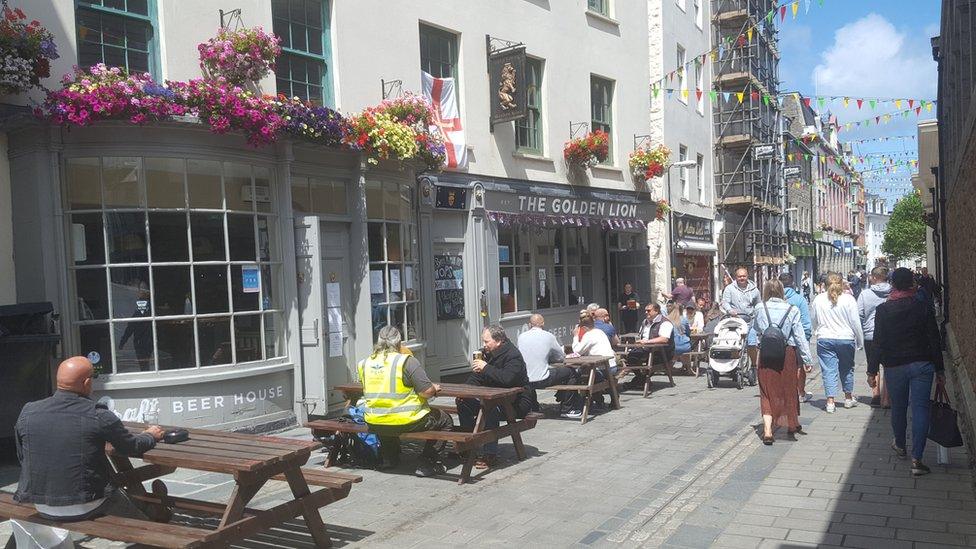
[433,254,464,320]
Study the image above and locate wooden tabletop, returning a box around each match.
[120,423,320,475]
[334,382,522,400]
[554,355,612,368]
[690,333,709,340]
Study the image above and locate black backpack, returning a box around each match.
[759,303,795,369]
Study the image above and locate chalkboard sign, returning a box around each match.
[433,254,464,320]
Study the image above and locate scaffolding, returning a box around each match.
[712,0,787,273]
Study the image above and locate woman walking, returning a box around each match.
[811,273,864,413]
[754,279,814,444]
[874,268,945,476]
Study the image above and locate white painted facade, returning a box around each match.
[649,0,716,303]
[914,120,939,272]
[864,194,888,270]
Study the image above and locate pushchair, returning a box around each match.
[705,316,756,389]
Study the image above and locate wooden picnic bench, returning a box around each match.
[547,355,622,424]
[309,383,540,484]
[616,342,675,396]
[0,424,361,548]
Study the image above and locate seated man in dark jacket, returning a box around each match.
[457,325,536,470]
[14,356,164,522]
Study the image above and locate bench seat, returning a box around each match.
[270,468,362,489]
[0,492,209,548]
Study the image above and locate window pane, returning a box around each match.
[291,175,310,212]
[500,266,515,313]
[580,266,594,306]
[102,15,124,46]
[261,265,278,310]
[228,214,256,261]
[152,266,190,316]
[79,324,112,375]
[499,227,513,265]
[367,222,384,261]
[157,319,195,370]
[264,313,281,358]
[71,213,105,265]
[198,317,232,366]
[306,0,323,28]
[224,162,252,211]
[195,265,229,313]
[146,158,185,208]
[291,22,307,50]
[405,302,419,341]
[384,182,401,220]
[106,212,147,263]
[370,302,387,342]
[234,315,262,362]
[515,266,532,312]
[148,212,188,262]
[127,0,149,15]
[386,224,402,262]
[115,321,154,373]
[310,178,347,215]
[110,266,149,318]
[254,166,274,213]
[231,265,260,312]
[402,225,415,261]
[187,159,222,208]
[258,216,278,262]
[75,269,108,320]
[388,265,402,302]
[369,267,386,299]
[190,213,225,261]
[365,181,384,218]
[554,266,565,308]
[67,158,101,210]
[103,157,142,207]
[580,229,592,263]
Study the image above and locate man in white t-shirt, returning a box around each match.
[517,314,574,390]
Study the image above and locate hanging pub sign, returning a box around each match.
[674,215,714,243]
[488,43,527,127]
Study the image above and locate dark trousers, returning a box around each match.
[369,408,453,464]
[864,339,881,376]
[456,398,503,455]
[528,367,576,390]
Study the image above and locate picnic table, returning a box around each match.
[312,382,539,484]
[615,341,674,396]
[687,333,709,376]
[0,424,359,548]
[547,355,622,424]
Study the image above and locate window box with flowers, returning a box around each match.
[197,26,281,85]
[563,130,609,170]
[628,143,671,183]
[0,6,58,95]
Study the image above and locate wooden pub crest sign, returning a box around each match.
[487,35,527,127]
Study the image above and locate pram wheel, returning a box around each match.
[735,371,744,390]
[748,366,758,386]
[707,369,718,388]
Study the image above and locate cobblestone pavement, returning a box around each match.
[2,351,974,548]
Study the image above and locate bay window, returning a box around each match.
[499,226,593,314]
[366,181,420,342]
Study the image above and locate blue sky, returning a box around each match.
[776,0,940,205]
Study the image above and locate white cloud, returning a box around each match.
[812,14,936,103]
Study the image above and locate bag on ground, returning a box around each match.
[928,385,964,448]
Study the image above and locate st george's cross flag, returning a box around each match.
[422,71,467,169]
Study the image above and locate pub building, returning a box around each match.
[671,214,718,304]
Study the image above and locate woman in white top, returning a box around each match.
[572,312,617,368]
[811,272,865,413]
[685,305,705,333]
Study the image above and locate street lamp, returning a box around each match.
[665,159,699,288]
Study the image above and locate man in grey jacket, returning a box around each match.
[858,266,891,407]
[720,267,761,366]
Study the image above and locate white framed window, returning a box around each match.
[366,181,420,343]
[694,0,703,28]
[696,153,705,203]
[65,157,283,375]
[676,45,687,104]
[694,60,704,114]
[499,226,593,314]
[587,0,610,16]
[679,145,689,200]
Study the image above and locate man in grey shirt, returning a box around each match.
[517,314,574,389]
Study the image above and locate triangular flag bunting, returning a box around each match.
[792,1,799,18]
[696,89,703,101]
[780,5,787,21]
[856,98,863,109]
[818,97,826,109]
[869,99,877,110]
[750,91,760,101]
[723,92,731,102]
[843,97,849,108]
[908,99,914,109]
[894,99,902,109]
[652,87,660,98]
[736,92,744,103]
[802,97,811,107]
[681,89,689,100]
[709,90,718,101]
[747,27,753,42]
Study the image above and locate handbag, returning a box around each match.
[928,384,964,448]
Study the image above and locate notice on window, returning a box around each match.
[328,332,343,357]
[538,268,546,281]
[571,276,578,292]
[539,279,546,296]
[499,245,510,263]
[405,266,414,289]
[326,283,341,307]
[554,247,560,264]
[369,270,384,295]
[327,307,343,333]
[502,277,510,295]
[390,269,402,293]
[433,254,464,320]
[242,265,260,293]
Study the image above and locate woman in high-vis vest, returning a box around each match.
[358,326,453,477]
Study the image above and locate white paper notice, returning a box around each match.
[405,266,414,289]
[538,268,546,280]
[502,277,510,295]
[390,269,401,292]
[327,307,343,333]
[539,279,547,295]
[571,276,578,291]
[326,282,341,307]
[554,247,560,264]
[328,332,343,357]
[369,270,384,294]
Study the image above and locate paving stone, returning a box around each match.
[841,513,887,526]
[827,521,894,539]
[785,529,842,545]
[895,528,970,546]
[842,534,914,549]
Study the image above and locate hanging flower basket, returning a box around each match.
[344,93,446,170]
[0,6,59,94]
[784,253,797,265]
[563,130,609,169]
[629,143,671,182]
[655,199,671,220]
[198,26,281,84]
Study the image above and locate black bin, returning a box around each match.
[0,302,61,439]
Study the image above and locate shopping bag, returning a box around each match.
[928,385,964,448]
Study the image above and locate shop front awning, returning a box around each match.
[485,210,648,230]
[674,239,717,255]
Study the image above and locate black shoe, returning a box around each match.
[415,460,446,478]
[870,396,881,407]
[891,441,907,459]
[762,435,774,445]
[911,461,931,477]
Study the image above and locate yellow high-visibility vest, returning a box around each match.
[356,352,429,426]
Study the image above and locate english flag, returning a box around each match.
[422,71,467,169]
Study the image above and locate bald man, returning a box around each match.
[14,357,164,521]
[516,314,574,392]
[593,308,621,348]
